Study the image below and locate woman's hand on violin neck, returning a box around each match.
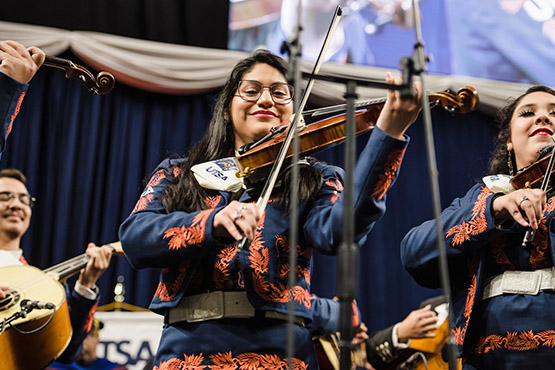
[0,40,45,84]
[213,201,259,241]
[491,188,546,229]
[375,72,423,140]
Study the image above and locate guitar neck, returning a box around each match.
[43,242,123,281]
[43,254,89,281]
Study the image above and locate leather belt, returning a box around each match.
[167,291,305,326]
[481,267,555,300]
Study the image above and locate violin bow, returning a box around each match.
[237,6,343,251]
[522,135,555,247]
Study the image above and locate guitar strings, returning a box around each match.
[0,242,120,309]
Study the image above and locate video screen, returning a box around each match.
[228,0,555,86]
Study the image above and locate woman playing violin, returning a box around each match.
[120,49,422,369]
[401,85,555,369]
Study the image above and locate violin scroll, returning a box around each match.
[429,86,479,115]
[43,56,115,95]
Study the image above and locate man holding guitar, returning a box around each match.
[0,169,113,364]
[0,41,114,367]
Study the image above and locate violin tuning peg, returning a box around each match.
[444,106,456,116]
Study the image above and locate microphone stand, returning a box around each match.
[408,1,458,368]
[280,1,303,368]
[299,71,408,370]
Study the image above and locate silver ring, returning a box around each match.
[232,205,247,220]
[519,196,529,206]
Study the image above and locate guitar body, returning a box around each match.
[0,265,72,370]
[414,352,460,370]
[314,333,367,370]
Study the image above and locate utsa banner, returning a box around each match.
[95,311,164,370]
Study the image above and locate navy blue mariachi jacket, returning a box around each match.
[401,183,555,363]
[120,127,409,323]
[0,71,28,160]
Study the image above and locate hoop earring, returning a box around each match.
[507,150,515,176]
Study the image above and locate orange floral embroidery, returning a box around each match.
[163,210,211,249]
[154,358,186,370]
[452,273,476,345]
[248,224,312,309]
[131,194,153,214]
[371,148,405,201]
[173,167,181,177]
[325,179,343,204]
[19,254,29,265]
[490,236,514,270]
[154,261,190,302]
[474,330,555,354]
[446,187,493,246]
[530,197,555,269]
[208,351,235,369]
[204,195,222,209]
[130,170,167,215]
[147,170,167,187]
[213,246,238,290]
[351,300,360,327]
[182,354,205,368]
[7,92,25,137]
[155,352,308,370]
[82,302,98,333]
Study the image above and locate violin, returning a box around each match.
[510,145,555,192]
[43,55,115,95]
[509,143,555,246]
[234,86,479,178]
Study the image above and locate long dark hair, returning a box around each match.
[488,85,555,175]
[162,50,322,212]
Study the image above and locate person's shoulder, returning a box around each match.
[156,157,186,171]
[314,161,343,179]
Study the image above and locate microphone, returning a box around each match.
[20,299,56,310]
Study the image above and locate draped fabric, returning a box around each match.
[0,21,537,110]
[1,22,500,332]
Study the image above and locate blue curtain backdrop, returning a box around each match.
[3,63,497,333]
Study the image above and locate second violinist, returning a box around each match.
[401,86,555,369]
[119,50,422,369]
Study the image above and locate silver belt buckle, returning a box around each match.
[501,270,541,295]
[186,291,225,322]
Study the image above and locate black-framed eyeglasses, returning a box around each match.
[0,191,36,208]
[236,80,294,105]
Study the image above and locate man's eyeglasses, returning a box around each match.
[236,80,294,105]
[0,191,36,208]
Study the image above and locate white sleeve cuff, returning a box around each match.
[392,323,411,349]
[74,280,99,300]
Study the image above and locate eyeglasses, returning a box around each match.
[236,80,294,105]
[0,191,36,208]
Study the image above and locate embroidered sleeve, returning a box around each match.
[303,127,408,255]
[401,184,503,289]
[119,160,224,269]
[0,73,28,156]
